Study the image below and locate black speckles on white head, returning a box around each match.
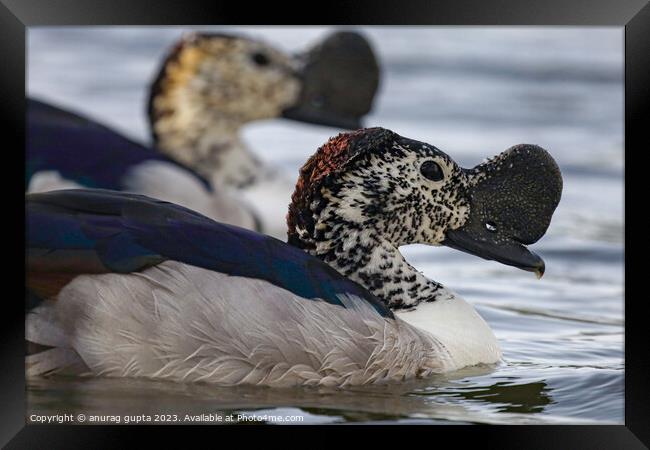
[340,138,470,246]
[289,129,471,250]
[287,128,473,308]
[288,128,563,309]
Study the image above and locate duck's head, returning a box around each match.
[148,32,301,141]
[148,31,380,148]
[287,128,562,277]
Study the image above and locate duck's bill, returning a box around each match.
[443,228,545,279]
[281,106,362,130]
[281,31,379,130]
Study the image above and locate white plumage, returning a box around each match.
[27,261,467,387]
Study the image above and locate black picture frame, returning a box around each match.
[1,0,646,447]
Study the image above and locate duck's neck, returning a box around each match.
[295,219,502,367]
[152,105,265,189]
[192,127,263,189]
[301,221,448,310]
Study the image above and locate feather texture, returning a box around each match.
[27,262,451,386]
[26,189,391,318]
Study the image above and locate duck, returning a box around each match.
[27,30,380,239]
[27,98,260,231]
[147,30,380,238]
[25,127,562,387]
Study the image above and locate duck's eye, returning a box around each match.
[485,221,498,232]
[420,161,444,181]
[251,52,270,66]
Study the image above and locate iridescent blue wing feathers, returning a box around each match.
[27,98,212,191]
[26,189,392,318]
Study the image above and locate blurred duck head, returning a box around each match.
[148,30,380,153]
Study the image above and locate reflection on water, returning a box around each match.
[430,381,553,414]
[24,372,555,425]
[28,364,614,424]
[27,27,624,424]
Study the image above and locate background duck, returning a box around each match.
[26,128,562,387]
[148,30,380,238]
[27,30,381,238]
[27,98,261,230]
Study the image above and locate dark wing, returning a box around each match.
[26,98,212,191]
[26,189,392,318]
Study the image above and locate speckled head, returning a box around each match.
[282,31,380,129]
[148,32,301,147]
[287,128,470,250]
[288,128,562,278]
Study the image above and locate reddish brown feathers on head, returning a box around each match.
[286,128,396,248]
[286,131,360,248]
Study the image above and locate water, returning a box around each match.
[27,27,624,424]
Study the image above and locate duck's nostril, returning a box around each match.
[485,221,498,232]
